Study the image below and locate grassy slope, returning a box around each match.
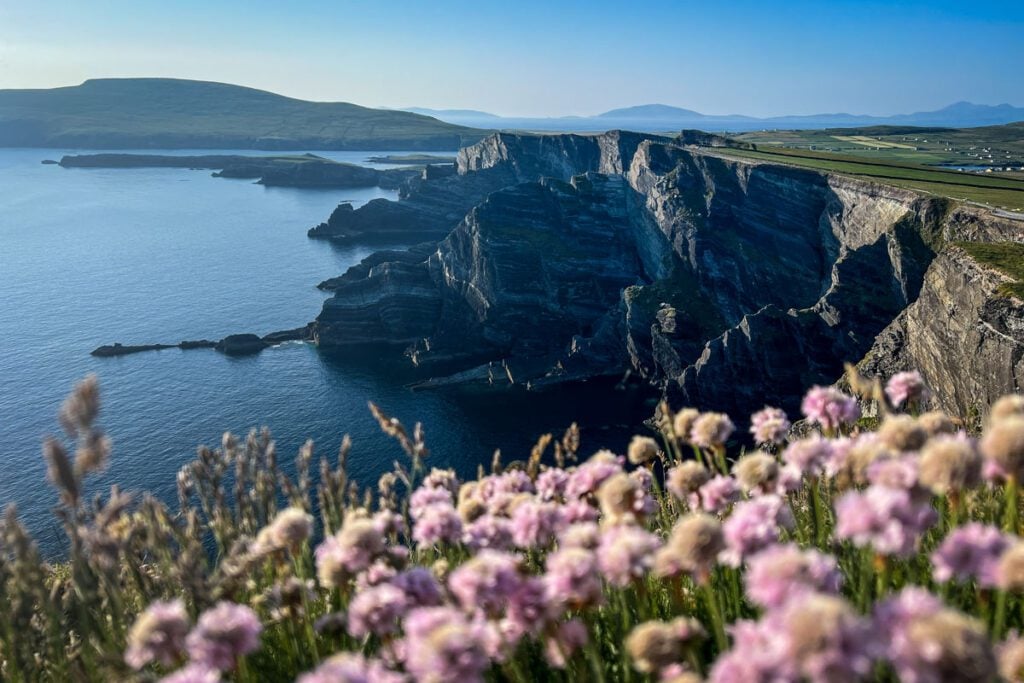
[708,144,1024,210]
[0,78,489,150]
[955,242,1024,299]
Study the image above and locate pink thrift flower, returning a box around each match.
[597,524,660,586]
[510,499,565,549]
[823,436,855,479]
[536,467,569,501]
[448,550,524,617]
[402,607,488,683]
[689,412,735,448]
[462,514,515,552]
[392,567,443,608]
[544,547,604,610]
[347,583,408,638]
[720,495,794,566]
[866,454,920,491]
[412,503,463,546]
[561,499,600,524]
[709,618,795,683]
[421,468,460,494]
[874,588,995,683]
[558,521,601,549]
[750,406,791,445]
[185,601,262,671]
[801,386,860,432]
[744,543,842,609]
[315,518,386,588]
[505,576,550,636]
[885,371,931,409]
[783,435,833,478]
[478,470,534,504]
[565,451,624,498]
[834,485,936,558]
[409,486,454,519]
[354,560,398,592]
[932,523,1012,587]
[125,599,190,669]
[690,475,741,513]
[779,595,877,682]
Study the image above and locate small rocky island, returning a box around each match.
[54,153,422,189]
[91,325,314,358]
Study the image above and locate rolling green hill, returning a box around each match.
[0,78,489,151]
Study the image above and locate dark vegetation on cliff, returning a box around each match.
[307,129,1024,422]
[955,242,1024,299]
[0,78,487,150]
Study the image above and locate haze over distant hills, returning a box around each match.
[402,101,1024,132]
[0,78,486,150]
[2,78,1021,152]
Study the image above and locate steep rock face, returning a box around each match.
[317,172,653,373]
[316,260,442,350]
[313,130,1023,418]
[457,130,662,178]
[859,247,1024,418]
[309,131,663,244]
[613,143,954,415]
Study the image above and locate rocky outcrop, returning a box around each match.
[307,130,664,244]
[308,200,438,244]
[312,131,1024,418]
[858,247,1024,419]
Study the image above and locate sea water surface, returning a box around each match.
[0,148,650,555]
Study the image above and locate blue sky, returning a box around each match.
[1,0,1020,117]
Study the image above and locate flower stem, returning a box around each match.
[702,582,728,653]
[1004,477,1019,534]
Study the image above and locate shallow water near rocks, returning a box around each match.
[0,148,650,555]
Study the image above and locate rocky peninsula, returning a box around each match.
[55,153,421,189]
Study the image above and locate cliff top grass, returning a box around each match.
[956,241,1024,299]
[735,122,1024,168]
[708,144,1024,211]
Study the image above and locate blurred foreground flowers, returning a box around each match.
[3,371,1024,681]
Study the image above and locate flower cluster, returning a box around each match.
[11,373,1024,682]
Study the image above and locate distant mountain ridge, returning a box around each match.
[407,101,1024,132]
[0,78,488,150]
[3,78,1021,149]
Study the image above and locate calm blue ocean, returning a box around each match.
[0,148,649,555]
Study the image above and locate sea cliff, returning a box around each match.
[311,131,1023,417]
